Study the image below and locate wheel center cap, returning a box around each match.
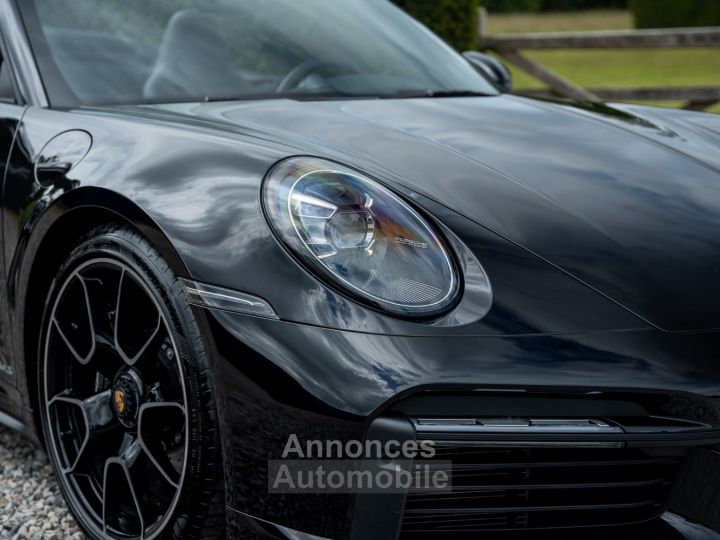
[112,369,144,428]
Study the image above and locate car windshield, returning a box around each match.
[22,0,498,106]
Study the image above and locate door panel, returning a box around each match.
[0,51,26,406]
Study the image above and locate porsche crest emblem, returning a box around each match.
[113,389,126,414]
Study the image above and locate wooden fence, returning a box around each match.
[477,19,720,111]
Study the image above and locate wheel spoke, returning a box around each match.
[52,275,96,365]
[114,270,164,366]
[119,432,144,468]
[102,453,145,537]
[49,390,114,430]
[138,402,186,488]
[48,390,114,474]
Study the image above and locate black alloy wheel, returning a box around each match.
[39,225,224,539]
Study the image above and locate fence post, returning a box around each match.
[478,23,720,108]
[478,7,488,40]
[496,49,602,102]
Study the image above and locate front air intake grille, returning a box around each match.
[401,445,682,536]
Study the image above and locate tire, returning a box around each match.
[37,224,225,539]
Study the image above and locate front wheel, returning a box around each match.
[38,225,224,539]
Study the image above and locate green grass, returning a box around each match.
[486,10,720,113]
[487,9,632,33]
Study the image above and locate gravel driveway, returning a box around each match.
[0,426,84,539]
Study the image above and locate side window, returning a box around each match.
[0,52,17,104]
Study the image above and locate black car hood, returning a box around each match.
[142,95,720,332]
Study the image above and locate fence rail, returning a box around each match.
[477,21,720,110]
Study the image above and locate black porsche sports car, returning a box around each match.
[0,0,719,538]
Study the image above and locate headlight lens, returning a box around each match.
[263,157,460,316]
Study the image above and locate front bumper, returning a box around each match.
[226,509,720,540]
[198,308,720,539]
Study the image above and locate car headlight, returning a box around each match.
[262,157,461,317]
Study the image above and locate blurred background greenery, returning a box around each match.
[394,0,720,113]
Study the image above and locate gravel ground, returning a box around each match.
[0,426,84,539]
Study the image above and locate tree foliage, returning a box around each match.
[478,0,627,12]
[393,0,479,50]
[630,0,720,28]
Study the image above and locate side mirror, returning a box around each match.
[462,51,512,94]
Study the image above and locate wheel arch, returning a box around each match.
[15,186,190,444]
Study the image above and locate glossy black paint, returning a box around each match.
[144,96,720,333]
[0,2,717,539]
